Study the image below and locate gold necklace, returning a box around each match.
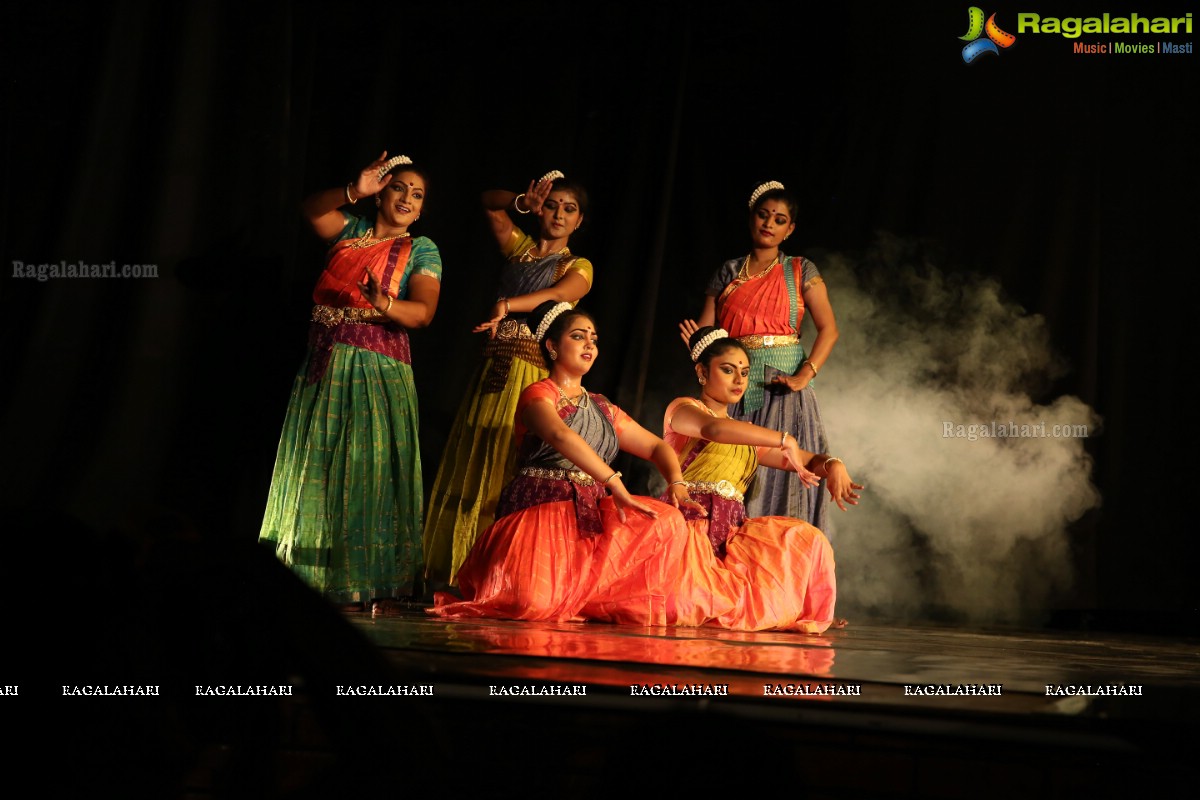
[698,395,728,418]
[349,227,411,250]
[555,381,587,407]
[521,244,570,262]
[736,254,778,282]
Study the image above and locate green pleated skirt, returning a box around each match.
[260,341,424,602]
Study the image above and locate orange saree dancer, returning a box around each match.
[661,397,837,633]
[428,380,690,625]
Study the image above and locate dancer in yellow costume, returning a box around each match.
[423,171,593,588]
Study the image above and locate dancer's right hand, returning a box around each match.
[609,479,658,523]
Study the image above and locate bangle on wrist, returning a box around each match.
[603,471,622,486]
[780,430,789,448]
[501,297,511,315]
[345,183,358,204]
[382,294,393,314]
[805,360,819,376]
[668,480,687,488]
[514,193,530,214]
[823,456,842,473]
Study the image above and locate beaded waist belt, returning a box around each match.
[311,304,386,327]
[517,466,597,487]
[737,333,799,349]
[684,479,744,503]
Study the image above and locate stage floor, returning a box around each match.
[315,609,1199,798]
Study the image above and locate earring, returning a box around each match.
[549,350,558,361]
[698,376,707,385]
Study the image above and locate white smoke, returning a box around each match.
[817,233,1102,624]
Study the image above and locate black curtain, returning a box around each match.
[3,1,1195,624]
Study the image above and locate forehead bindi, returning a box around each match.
[759,202,790,219]
[390,172,425,191]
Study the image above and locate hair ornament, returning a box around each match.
[534,302,573,342]
[748,180,785,208]
[691,328,730,362]
[540,169,565,183]
[378,154,414,181]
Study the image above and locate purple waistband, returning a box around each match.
[662,490,745,556]
[498,475,607,537]
[306,321,411,385]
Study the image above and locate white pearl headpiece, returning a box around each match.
[378,154,414,181]
[691,328,730,362]
[534,302,573,342]
[748,180,785,208]
[540,169,565,183]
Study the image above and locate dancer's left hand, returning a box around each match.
[357,270,389,313]
[770,372,811,392]
[826,462,864,511]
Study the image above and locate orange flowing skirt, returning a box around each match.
[668,516,837,633]
[428,496,690,625]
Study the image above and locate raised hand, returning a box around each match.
[679,318,701,350]
[523,176,555,215]
[353,151,395,200]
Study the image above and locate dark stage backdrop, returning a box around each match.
[2,1,1195,626]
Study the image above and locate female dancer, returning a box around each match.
[428,301,703,624]
[423,171,594,589]
[260,151,441,613]
[684,180,839,529]
[662,326,862,632]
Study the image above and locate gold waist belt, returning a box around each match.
[685,479,744,503]
[518,466,596,486]
[482,319,545,393]
[311,305,385,327]
[737,333,799,350]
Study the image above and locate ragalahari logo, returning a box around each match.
[960,7,1017,62]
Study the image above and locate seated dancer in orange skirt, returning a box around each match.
[428,301,706,625]
[661,325,864,633]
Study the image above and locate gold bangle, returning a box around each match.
[604,471,622,485]
[806,360,819,376]
[501,296,510,315]
[668,480,687,488]
[514,193,530,214]
[384,295,393,314]
[345,183,358,204]
[780,430,789,448]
